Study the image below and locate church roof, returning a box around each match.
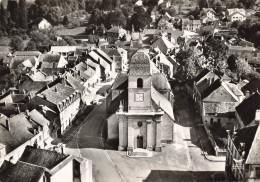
[151,86,174,120]
[129,51,151,75]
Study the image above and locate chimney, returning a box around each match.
[60,144,65,154]
[16,104,20,113]
[98,57,100,64]
[245,90,250,98]
[254,109,260,123]
[33,128,37,135]
[6,119,10,131]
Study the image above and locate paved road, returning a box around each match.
[174,91,225,172]
[64,101,123,182]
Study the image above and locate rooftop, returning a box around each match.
[20,146,68,169]
[236,93,260,126]
[39,83,76,105]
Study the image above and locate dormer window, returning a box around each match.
[137,78,143,88]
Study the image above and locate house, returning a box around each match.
[157,12,172,28]
[50,46,79,58]
[0,111,50,167]
[228,45,260,66]
[182,19,201,32]
[151,36,178,55]
[0,92,29,116]
[235,92,260,128]
[0,146,93,182]
[62,72,86,97]
[200,8,218,24]
[9,56,39,72]
[199,79,244,130]
[160,29,183,45]
[106,51,174,152]
[226,124,260,181]
[72,61,99,89]
[19,69,55,96]
[29,18,52,30]
[31,81,81,137]
[150,49,175,78]
[241,78,260,98]
[101,47,128,72]
[86,49,115,80]
[106,26,127,44]
[38,53,68,69]
[227,8,246,22]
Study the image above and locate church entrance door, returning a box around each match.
[137,135,143,148]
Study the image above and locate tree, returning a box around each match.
[63,36,77,45]
[131,6,151,31]
[88,9,102,25]
[19,0,28,29]
[105,11,127,29]
[9,36,24,52]
[0,3,8,31]
[235,58,252,78]
[46,7,62,25]
[7,1,19,26]
[202,39,228,72]
[62,15,70,25]
[239,0,255,9]
[198,0,208,10]
[25,41,37,51]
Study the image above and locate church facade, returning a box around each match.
[106,51,175,152]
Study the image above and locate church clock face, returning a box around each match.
[135,93,144,102]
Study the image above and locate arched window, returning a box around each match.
[137,78,143,88]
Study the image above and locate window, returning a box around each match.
[137,78,143,88]
[256,167,260,178]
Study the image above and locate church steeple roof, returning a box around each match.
[129,51,151,75]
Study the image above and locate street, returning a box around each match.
[60,87,225,182]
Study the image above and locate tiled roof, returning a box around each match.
[152,73,171,91]
[19,80,48,95]
[151,36,177,55]
[65,72,85,93]
[10,57,34,69]
[112,73,128,90]
[38,54,60,63]
[75,61,88,71]
[29,109,49,127]
[101,48,121,57]
[0,161,45,182]
[151,86,174,120]
[236,93,260,126]
[20,146,68,169]
[13,51,41,57]
[40,83,76,105]
[129,51,151,75]
[0,113,35,153]
[94,49,113,64]
[50,46,78,53]
[246,125,260,164]
[41,68,65,76]
[233,125,258,163]
[194,69,210,83]
[241,78,260,94]
[203,80,238,102]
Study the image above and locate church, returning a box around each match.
[106,51,175,152]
